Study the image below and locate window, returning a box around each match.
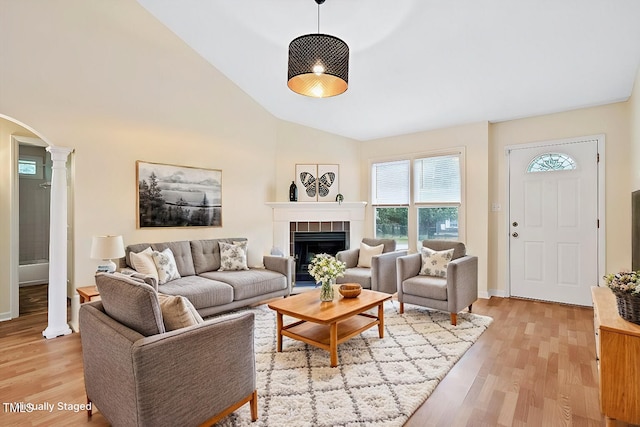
[18,155,44,179]
[372,160,409,249]
[527,153,576,173]
[372,152,463,250]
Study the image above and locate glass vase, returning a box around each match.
[320,280,335,302]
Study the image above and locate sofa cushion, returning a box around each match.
[357,242,384,268]
[157,293,203,331]
[190,238,248,274]
[200,269,287,301]
[419,247,454,278]
[152,248,181,285]
[152,241,196,277]
[94,272,165,336]
[337,267,372,289]
[129,247,159,284]
[158,275,234,309]
[402,275,448,301]
[219,241,249,271]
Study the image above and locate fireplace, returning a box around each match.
[293,231,347,283]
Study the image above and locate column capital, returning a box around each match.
[46,145,74,162]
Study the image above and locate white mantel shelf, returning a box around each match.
[266,201,368,254]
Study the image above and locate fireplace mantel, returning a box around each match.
[266,202,367,255]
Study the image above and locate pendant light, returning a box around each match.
[287,0,349,98]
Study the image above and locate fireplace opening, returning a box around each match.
[293,231,347,284]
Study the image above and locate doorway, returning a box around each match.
[507,136,604,306]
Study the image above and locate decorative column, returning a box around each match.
[43,146,73,339]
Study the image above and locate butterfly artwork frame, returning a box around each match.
[295,164,340,202]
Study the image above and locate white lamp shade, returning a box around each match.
[90,235,125,260]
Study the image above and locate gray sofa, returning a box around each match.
[123,238,293,317]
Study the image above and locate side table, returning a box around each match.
[77,285,100,303]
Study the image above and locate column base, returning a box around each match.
[42,325,73,339]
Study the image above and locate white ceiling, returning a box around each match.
[137,0,640,141]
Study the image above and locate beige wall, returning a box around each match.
[0,0,359,320]
[359,122,490,297]
[490,102,631,295]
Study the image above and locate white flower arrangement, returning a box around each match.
[604,271,640,295]
[308,253,346,286]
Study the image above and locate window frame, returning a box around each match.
[370,148,466,252]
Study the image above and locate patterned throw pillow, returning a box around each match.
[419,247,454,278]
[219,241,249,271]
[152,248,181,285]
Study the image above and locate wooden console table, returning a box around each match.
[591,286,640,426]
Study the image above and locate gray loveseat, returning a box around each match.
[123,238,293,317]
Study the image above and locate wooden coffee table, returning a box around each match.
[268,289,392,367]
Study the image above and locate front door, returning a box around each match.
[508,138,599,306]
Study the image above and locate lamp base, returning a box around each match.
[97,259,117,273]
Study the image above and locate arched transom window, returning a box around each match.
[526,153,576,173]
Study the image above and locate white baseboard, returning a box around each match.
[0,311,13,322]
[487,289,508,298]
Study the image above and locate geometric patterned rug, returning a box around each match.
[217,300,492,426]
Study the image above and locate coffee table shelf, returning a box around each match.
[283,313,378,348]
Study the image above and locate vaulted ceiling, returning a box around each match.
[138,0,640,141]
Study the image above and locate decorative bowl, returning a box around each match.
[339,284,362,298]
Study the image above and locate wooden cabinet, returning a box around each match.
[591,286,640,426]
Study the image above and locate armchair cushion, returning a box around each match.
[357,242,384,268]
[403,275,447,300]
[157,293,204,331]
[95,272,165,336]
[419,247,454,278]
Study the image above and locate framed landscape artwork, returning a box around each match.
[295,163,339,202]
[136,161,222,228]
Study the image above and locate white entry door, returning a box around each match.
[508,139,599,306]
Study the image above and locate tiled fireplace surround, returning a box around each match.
[265,202,367,258]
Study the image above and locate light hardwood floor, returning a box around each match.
[0,286,636,426]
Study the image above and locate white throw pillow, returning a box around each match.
[419,247,454,278]
[357,242,385,268]
[152,248,181,285]
[130,247,159,283]
[219,241,249,271]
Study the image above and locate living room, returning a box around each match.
[1,1,640,425]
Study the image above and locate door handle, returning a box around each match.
[512,232,519,238]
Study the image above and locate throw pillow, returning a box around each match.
[357,242,385,268]
[157,293,203,331]
[219,241,249,271]
[419,247,454,278]
[152,248,181,285]
[130,247,159,283]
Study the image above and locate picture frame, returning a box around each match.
[295,163,339,202]
[136,161,222,228]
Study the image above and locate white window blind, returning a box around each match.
[414,155,460,203]
[372,160,410,205]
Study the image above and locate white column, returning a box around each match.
[43,146,73,339]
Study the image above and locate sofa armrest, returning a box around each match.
[336,248,359,268]
[446,255,478,312]
[371,250,408,294]
[264,255,294,291]
[132,312,256,426]
[396,253,422,293]
[119,268,159,290]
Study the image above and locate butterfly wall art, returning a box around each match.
[295,164,340,202]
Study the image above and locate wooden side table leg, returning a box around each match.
[378,302,385,338]
[276,312,283,352]
[330,322,338,367]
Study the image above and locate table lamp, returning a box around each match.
[90,235,125,273]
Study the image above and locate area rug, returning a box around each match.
[217,300,492,427]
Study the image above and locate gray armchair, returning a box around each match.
[336,238,407,294]
[396,240,478,325]
[80,273,257,426]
